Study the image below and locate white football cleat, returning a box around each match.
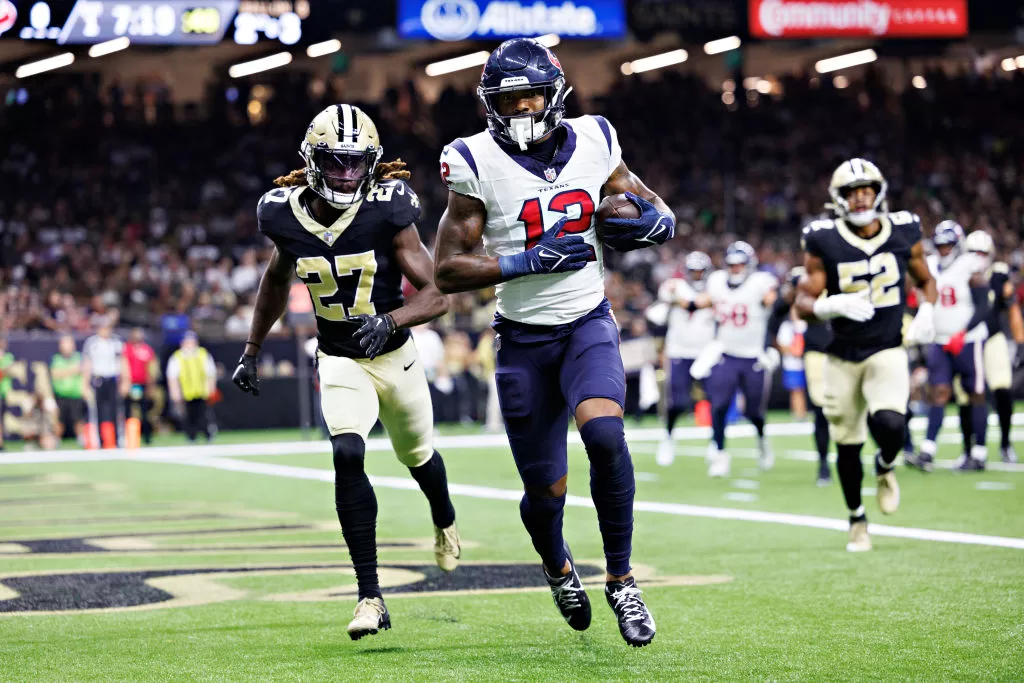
[708,449,731,478]
[656,437,675,467]
[876,470,900,515]
[347,597,391,640]
[434,522,461,572]
[758,437,774,471]
[846,520,872,552]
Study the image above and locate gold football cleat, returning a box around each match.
[876,470,900,515]
[347,597,391,641]
[846,520,872,553]
[434,522,461,572]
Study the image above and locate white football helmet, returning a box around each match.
[964,229,994,269]
[724,241,758,286]
[300,104,381,207]
[933,220,965,269]
[828,158,888,227]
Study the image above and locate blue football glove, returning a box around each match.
[350,313,396,360]
[601,192,675,252]
[498,216,594,281]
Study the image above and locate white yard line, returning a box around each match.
[121,452,1024,552]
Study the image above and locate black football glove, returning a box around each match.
[351,313,397,360]
[232,354,260,396]
[1014,344,1024,370]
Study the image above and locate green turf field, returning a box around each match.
[1,421,1022,681]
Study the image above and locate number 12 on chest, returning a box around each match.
[519,189,595,249]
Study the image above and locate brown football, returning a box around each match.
[596,194,641,239]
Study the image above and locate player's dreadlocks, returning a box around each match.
[272,159,411,187]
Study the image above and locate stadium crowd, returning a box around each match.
[2,64,1023,425]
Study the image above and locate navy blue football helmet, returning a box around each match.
[724,241,758,285]
[933,219,965,267]
[477,38,573,149]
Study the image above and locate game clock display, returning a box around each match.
[0,0,316,45]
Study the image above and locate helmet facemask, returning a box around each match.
[831,180,888,228]
[302,144,379,208]
[478,78,572,151]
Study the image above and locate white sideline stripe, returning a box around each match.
[136,453,1024,551]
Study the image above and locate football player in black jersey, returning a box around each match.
[769,266,834,485]
[952,230,1023,464]
[231,104,459,640]
[796,158,937,553]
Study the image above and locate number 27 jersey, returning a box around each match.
[441,115,621,326]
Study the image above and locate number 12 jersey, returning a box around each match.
[441,115,622,325]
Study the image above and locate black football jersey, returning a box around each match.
[801,211,921,362]
[785,270,833,353]
[257,180,421,358]
[986,262,1014,336]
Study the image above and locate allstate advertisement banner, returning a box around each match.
[398,0,626,41]
[749,0,967,38]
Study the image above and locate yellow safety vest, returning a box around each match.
[173,347,211,401]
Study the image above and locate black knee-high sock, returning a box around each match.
[813,406,830,464]
[580,416,635,578]
[867,410,906,471]
[666,407,683,436]
[332,434,380,600]
[748,414,766,439]
[959,403,973,454]
[711,404,729,450]
[994,389,1013,449]
[520,492,567,575]
[836,443,865,518]
[408,451,456,528]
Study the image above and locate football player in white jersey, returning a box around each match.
[951,230,1024,464]
[433,38,675,647]
[698,242,779,477]
[654,251,715,466]
[907,221,992,471]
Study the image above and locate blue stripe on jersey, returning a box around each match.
[592,115,613,153]
[450,139,478,178]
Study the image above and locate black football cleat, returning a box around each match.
[605,577,656,647]
[904,451,934,473]
[953,455,985,472]
[816,462,832,487]
[543,544,592,631]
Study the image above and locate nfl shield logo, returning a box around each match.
[323,231,334,244]
[544,168,557,182]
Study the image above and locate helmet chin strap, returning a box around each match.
[846,210,877,227]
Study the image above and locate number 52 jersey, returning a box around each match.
[801,211,921,362]
[256,181,420,359]
[441,115,621,326]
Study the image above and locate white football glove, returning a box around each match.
[906,302,936,345]
[690,341,724,380]
[756,347,781,374]
[812,292,875,322]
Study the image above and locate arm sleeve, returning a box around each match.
[766,295,792,346]
[391,181,422,228]
[440,142,484,202]
[966,287,991,333]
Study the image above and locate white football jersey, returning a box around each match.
[930,253,989,344]
[658,278,715,359]
[706,270,778,358]
[442,115,621,325]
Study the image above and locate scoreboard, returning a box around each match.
[0,0,324,45]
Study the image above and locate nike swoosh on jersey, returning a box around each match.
[403,360,416,371]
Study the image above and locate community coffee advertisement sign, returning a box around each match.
[749,0,967,38]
